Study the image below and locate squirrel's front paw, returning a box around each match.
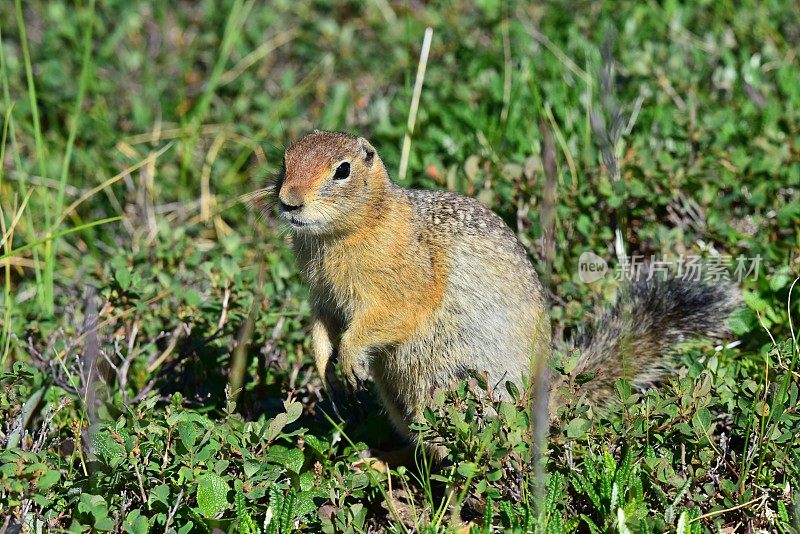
[340,350,370,392]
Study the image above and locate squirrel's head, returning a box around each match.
[277,130,388,236]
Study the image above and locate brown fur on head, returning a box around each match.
[277,130,388,236]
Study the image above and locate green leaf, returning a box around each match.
[303,434,328,457]
[566,418,591,439]
[284,401,303,424]
[294,490,321,518]
[486,469,504,482]
[243,459,261,478]
[115,268,131,290]
[78,494,112,530]
[123,509,150,534]
[149,484,170,508]
[184,289,202,306]
[196,473,229,518]
[214,459,230,475]
[457,462,478,478]
[615,380,632,402]
[220,257,238,279]
[769,267,792,292]
[691,407,713,436]
[268,446,304,474]
[728,307,756,335]
[267,413,288,441]
[498,401,517,425]
[95,516,115,531]
[777,500,789,523]
[178,421,199,451]
[36,469,60,491]
[89,425,126,466]
[504,380,520,401]
[575,372,596,385]
[298,471,315,492]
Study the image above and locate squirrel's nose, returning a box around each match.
[279,186,304,212]
[279,199,303,213]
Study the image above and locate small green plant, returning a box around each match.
[1,363,327,531]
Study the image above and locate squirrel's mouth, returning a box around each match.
[284,214,320,231]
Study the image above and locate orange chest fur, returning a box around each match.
[317,242,401,306]
[297,233,446,317]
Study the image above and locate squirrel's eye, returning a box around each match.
[333,162,350,180]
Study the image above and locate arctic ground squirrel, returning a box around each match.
[265,129,739,443]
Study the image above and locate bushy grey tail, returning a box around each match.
[568,278,741,404]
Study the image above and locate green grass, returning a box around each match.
[1,0,799,532]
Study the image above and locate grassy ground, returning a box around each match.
[1,0,799,532]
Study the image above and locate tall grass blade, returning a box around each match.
[15,0,53,313]
[40,0,98,319]
[180,0,255,183]
[1,25,47,309]
[54,0,97,222]
[0,216,122,262]
[0,106,11,367]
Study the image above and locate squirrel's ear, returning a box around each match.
[357,137,376,167]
